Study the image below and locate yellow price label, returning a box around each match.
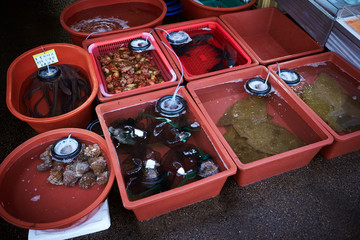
[33,49,59,68]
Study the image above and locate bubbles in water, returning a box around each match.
[70,17,130,33]
[160,98,183,112]
[31,195,40,202]
[248,80,268,91]
[279,71,298,81]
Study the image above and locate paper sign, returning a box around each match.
[33,49,59,68]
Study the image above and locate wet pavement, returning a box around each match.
[1,1,360,239]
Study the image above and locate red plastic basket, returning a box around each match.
[88,32,179,102]
[155,18,255,81]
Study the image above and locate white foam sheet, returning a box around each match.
[28,199,110,240]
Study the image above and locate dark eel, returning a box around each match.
[23,64,91,118]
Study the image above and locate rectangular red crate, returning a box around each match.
[187,66,333,186]
[220,7,324,65]
[155,17,258,81]
[95,86,236,220]
[268,52,360,159]
[86,30,181,102]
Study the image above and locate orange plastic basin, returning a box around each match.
[95,86,236,220]
[268,52,360,159]
[187,66,333,186]
[155,17,257,81]
[60,0,167,46]
[0,128,115,230]
[6,43,98,133]
[220,7,324,65]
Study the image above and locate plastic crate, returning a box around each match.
[155,17,257,81]
[187,66,333,186]
[220,7,324,65]
[268,52,360,159]
[87,31,179,103]
[95,86,236,220]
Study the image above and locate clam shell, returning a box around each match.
[75,161,90,177]
[96,171,110,185]
[63,169,79,187]
[48,169,63,185]
[83,144,101,158]
[78,172,96,189]
[90,158,107,176]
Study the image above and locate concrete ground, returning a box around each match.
[1,1,359,239]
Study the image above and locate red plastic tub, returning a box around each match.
[268,52,360,159]
[179,0,256,20]
[95,86,236,220]
[6,43,98,133]
[0,128,115,230]
[220,7,324,65]
[155,17,257,81]
[86,30,180,103]
[187,66,333,186]
[60,0,167,46]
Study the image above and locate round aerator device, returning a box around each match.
[156,95,187,117]
[245,78,272,96]
[166,31,191,45]
[128,38,151,52]
[51,135,82,163]
[276,69,301,85]
[38,65,61,82]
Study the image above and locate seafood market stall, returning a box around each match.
[1,0,360,239]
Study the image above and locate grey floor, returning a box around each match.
[1,1,360,239]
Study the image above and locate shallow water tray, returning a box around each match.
[268,52,360,159]
[187,66,333,186]
[220,7,324,65]
[155,17,257,81]
[95,86,236,220]
[87,31,179,103]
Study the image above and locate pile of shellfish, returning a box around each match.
[37,143,110,189]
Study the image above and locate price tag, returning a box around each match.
[32,49,59,68]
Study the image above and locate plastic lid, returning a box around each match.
[245,78,272,96]
[51,136,82,163]
[128,38,151,52]
[166,31,191,45]
[156,95,187,117]
[37,65,61,82]
[276,69,301,85]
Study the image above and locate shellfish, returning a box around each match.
[83,144,101,158]
[90,157,107,176]
[79,172,97,189]
[63,169,79,187]
[198,159,219,178]
[37,146,53,171]
[96,171,110,185]
[48,169,63,185]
